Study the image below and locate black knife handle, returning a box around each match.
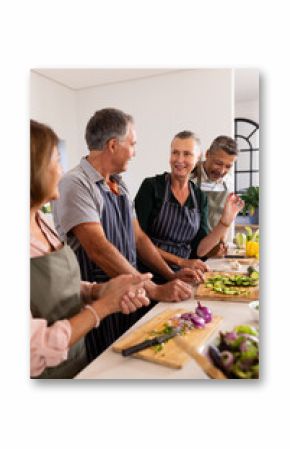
[122,338,157,357]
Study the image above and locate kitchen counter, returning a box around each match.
[75,259,258,380]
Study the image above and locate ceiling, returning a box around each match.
[32,68,259,102]
[32,68,180,90]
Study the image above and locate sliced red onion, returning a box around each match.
[180,312,195,321]
[224,331,238,341]
[239,358,255,371]
[239,334,259,344]
[240,341,249,352]
[220,350,234,369]
[190,313,205,329]
[195,301,212,323]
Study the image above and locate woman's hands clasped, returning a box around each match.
[97,273,152,315]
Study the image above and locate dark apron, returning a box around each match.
[143,174,200,281]
[30,244,88,379]
[75,182,152,361]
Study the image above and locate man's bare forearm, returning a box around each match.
[197,222,228,257]
[136,232,175,280]
[156,247,183,267]
[72,222,140,278]
[88,239,139,277]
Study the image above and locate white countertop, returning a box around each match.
[75,259,258,380]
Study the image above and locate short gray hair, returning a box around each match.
[173,130,201,152]
[208,135,238,155]
[85,108,134,150]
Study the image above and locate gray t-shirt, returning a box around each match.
[52,156,135,251]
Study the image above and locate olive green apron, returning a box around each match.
[30,244,88,379]
[193,163,228,232]
[203,189,228,231]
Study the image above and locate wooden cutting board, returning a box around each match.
[113,308,222,369]
[239,258,256,265]
[195,271,259,302]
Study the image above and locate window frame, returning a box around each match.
[234,117,259,194]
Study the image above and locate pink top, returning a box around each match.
[30,314,72,377]
[30,212,94,300]
[30,211,94,377]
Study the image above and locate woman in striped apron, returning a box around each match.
[135,131,244,279]
[149,173,201,272]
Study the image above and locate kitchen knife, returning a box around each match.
[122,329,179,357]
[225,254,246,259]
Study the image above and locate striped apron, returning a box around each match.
[75,182,149,360]
[148,175,201,274]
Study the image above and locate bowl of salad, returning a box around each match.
[208,324,259,379]
[249,300,259,321]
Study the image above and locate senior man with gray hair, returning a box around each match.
[192,135,239,230]
[53,109,200,360]
[191,135,239,254]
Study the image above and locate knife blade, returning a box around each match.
[225,254,246,259]
[121,328,179,357]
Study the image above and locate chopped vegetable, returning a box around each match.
[208,325,259,379]
[195,301,212,323]
[204,272,259,296]
[220,350,234,369]
[153,344,164,353]
[208,345,223,370]
[148,305,213,353]
[234,324,258,336]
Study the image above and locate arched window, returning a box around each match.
[234,118,259,194]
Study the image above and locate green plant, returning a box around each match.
[240,186,259,216]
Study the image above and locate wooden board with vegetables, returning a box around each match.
[195,269,259,302]
[234,257,257,265]
[113,307,222,369]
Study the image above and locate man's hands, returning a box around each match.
[145,279,193,302]
[179,258,210,272]
[174,267,205,284]
[221,193,245,226]
[173,258,209,284]
[177,258,210,283]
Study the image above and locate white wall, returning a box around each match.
[30,72,79,168]
[76,69,234,197]
[235,100,259,123]
[30,69,234,198]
